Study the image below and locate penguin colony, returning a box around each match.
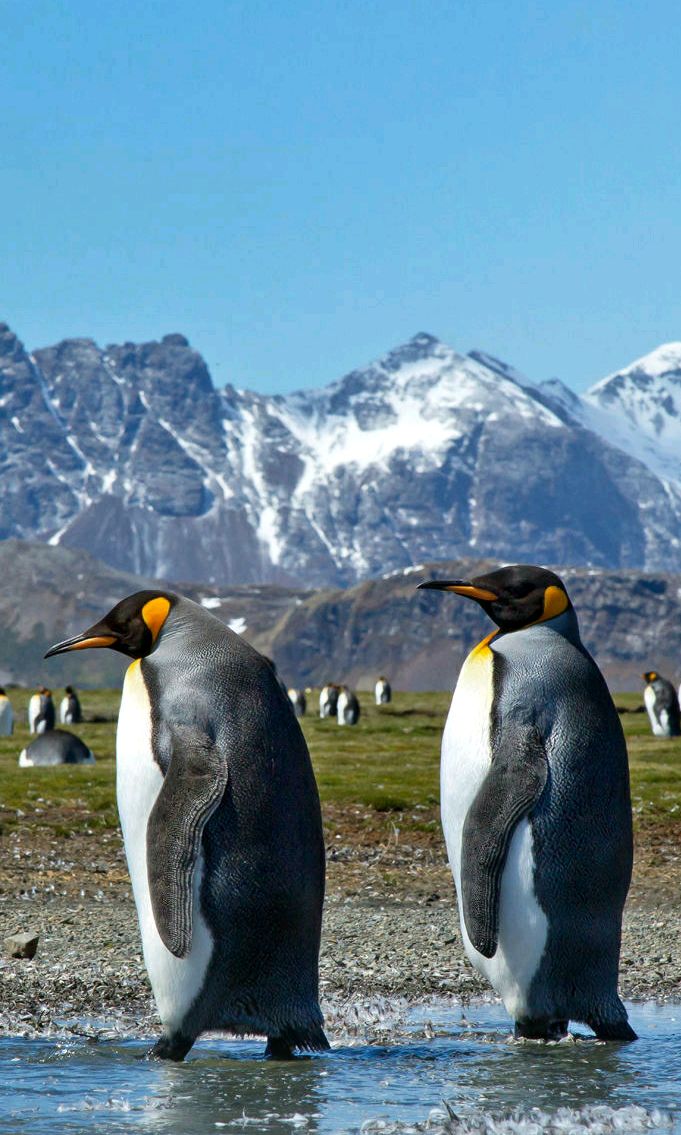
[16,684,90,765]
[318,682,362,724]
[31,563,678,1057]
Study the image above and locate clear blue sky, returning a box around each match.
[2,1,681,393]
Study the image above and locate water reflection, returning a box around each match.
[0,1002,679,1135]
[136,1044,327,1134]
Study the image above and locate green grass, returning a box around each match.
[1,686,680,840]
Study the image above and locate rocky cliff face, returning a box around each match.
[2,322,681,586]
[2,542,678,693]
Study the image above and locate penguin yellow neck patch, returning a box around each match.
[469,630,498,659]
[141,597,171,643]
[538,585,569,624]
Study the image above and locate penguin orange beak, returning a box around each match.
[417,579,499,601]
[44,627,119,658]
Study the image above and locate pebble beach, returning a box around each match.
[1,810,680,1043]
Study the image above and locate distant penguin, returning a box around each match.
[319,684,339,719]
[0,688,13,736]
[337,687,360,726]
[642,671,681,737]
[19,729,95,767]
[419,565,635,1042]
[288,688,306,718]
[28,688,43,733]
[375,677,391,705]
[60,685,83,725]
[35,689,55,734]
[46,590,328,1061]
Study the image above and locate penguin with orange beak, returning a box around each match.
[419,564,635,1041]
[46,590,328,1061]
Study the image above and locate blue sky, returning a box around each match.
[2,1,681,393]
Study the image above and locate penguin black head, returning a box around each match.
[45,591,176,661]
[642,671,658,683]
[418,564,572,632]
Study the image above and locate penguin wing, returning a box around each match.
[146,724,228,958]
[461,721,548,958]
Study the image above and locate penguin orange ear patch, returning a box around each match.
[142,597,171,643]
[541,586,569,622]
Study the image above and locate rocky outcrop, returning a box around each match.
[2,542,678,692]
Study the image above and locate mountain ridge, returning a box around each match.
[1,540,678,693]
[2,321,681,586]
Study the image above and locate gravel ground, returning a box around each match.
[1,815,680,1042]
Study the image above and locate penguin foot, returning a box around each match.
[587,1018,638,1042]
[148,1032,194,1061]
[514,1018,569,1041]
[265,1036,296,1060]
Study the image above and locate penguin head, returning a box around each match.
[642,671,658,683]
[418,564,572,632]
[45,591,176,661]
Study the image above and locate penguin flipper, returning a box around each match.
[146,724,228,958]
[461,721,548,959]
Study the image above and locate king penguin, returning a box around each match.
[0,688,13,736]
[337,687,360,726]
[60,686,83,725]
[374,677,391,705]
[419,565,636,1042]
[46,590,329,1061]
[642,671,681,737]
[35,689,55,734]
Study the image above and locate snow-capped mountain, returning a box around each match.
[580,343,681,483]
[1,321,681,585]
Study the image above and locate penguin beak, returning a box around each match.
[44,626,119,658]
[417,579,499,601]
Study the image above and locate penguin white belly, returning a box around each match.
[28,694,40,733]
[117,661,214,1034]
[337,692,348,724]
[60,697,70,724]
[644,686,665,736]
[441,642,548,1021]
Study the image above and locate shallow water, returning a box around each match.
[1,1001,679,1135]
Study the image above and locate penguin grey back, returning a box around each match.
[491,610,633,1030]
[19,728,94,767]
[142,597,326,1045]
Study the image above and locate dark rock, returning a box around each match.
[4,931,39,959]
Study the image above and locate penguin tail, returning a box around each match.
[589,1018,637,1042]
[285,1023,331,1052]
[587,1001,637,1042]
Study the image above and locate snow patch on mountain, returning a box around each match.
[581,343,681,485]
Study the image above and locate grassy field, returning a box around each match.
[1,686,680,843]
